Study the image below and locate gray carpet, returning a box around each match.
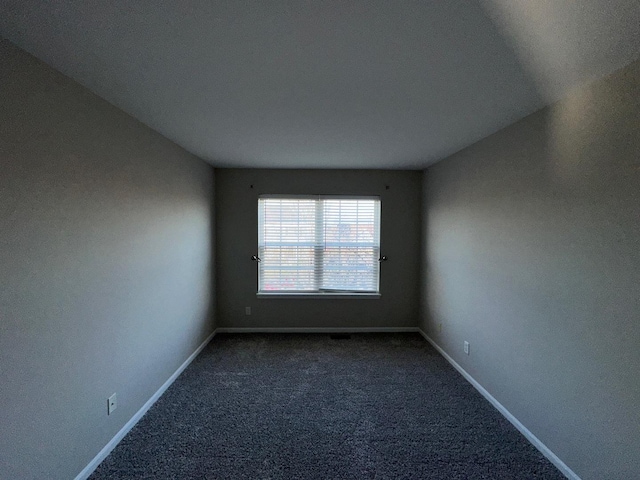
[90,333,565,479]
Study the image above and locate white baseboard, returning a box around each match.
[74,329,217,480]
[417,329,580,480]
[215,327,420,334]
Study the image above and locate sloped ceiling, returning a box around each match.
[1,0,638,169]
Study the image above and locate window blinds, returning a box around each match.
[258,196,381,293]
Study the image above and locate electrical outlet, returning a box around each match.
[245,306,251,315]
[108,393,117,415]
[464,341,470,355]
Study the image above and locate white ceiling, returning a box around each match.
[1,1,638,169]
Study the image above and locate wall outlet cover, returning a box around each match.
[108,393,117,415]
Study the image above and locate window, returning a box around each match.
[257,195,381,295]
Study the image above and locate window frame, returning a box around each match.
[256,194,382,298]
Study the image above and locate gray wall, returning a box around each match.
[0,40,216,479]
[216,169,421,328]
[420,59,640,479]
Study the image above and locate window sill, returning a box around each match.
[256,292,381,300]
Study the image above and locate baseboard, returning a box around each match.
[74,329,217,480]
[215,327,420,334]
[417,329,580,480]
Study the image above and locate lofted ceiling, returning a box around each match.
[1,1,638,169]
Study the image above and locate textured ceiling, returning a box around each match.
[1,1,638,169]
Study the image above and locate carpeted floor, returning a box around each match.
[90,333,565,479]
